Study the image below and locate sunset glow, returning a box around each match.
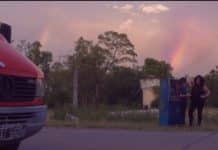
[1,1,218,77]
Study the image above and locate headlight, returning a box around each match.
[35,78,45,97]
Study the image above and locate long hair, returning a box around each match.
[194,75,205,88]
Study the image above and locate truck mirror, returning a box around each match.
[0,23,11,43]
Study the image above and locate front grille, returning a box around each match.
[0,74,36,101]
[0,113,35,125]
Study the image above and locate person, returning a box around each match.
[188,75,210,126]
[179,77,189,125]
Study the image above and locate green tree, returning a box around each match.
[205,66,218,107]
[97,31,137,72]
[39,51,53,98]
[104,66,142,106]
[39,51,53,79]
[46,62,71,108]
[66,37,93,108]
[16,40,31,56]
[96,31,139,107]
[85,44,107,108]
[27,41,42,66]
[143,58,173,79]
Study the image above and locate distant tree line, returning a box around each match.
[205,66,218,107]
[18,30,213,109]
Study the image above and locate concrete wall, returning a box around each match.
[140,79,160,109]
[142,88,156,109]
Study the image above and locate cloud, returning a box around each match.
[113,4,134,12]
[139,4,169,14]
[119,19,133,30]
[113,4,169,17]
[120,4,134,12]
[113,5,119,9]
[113,4,136,16]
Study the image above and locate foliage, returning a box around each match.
[65,31,139,108]
[15,31,174,110]
[205,66,218,107]
[143,58,173,79]
[46,62,72,108]
[16,40,31,56]
[53,109,67,120]
[97,31,137,72]
[104,66,142,106]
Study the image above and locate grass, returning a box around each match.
[46,120,218,131]
[46,106,218,131]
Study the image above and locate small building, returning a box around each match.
[140,77,160,109]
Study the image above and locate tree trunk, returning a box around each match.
[73,68,79,108]
[95,83,99,110]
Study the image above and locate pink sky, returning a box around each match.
[1,1,218,77]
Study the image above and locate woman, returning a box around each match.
[179,77,189,125]
[189,75,210,126]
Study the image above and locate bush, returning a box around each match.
[45,90,71,109]
[53,109,67,120]
[106,111,158,122]
[203,108,218,124]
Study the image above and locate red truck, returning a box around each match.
[0,23,47,150]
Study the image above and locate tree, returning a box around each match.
[143,58,173,79]
[104,66,142,106]
[67,37,93,108]
[66,32,139,108]
[16,40,52,79]
[51,61,64,71]
[97,31,137,72]
[205,66,218,107]
[47,62,71,108]
[16,40,53,105]
[39,51,53,97]
[26,41,42,66]
[87,44,105,109]
[40,51,53,76]
[16,40,31,56]
[95,31,139,107]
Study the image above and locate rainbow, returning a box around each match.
[39,25,50,47]
[169,21,190,74]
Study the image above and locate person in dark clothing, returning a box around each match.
[179,77,189,125]
[188,75,210,126]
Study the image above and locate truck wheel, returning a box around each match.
[2,142,20,150]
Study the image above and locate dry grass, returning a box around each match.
[46,107,218,131]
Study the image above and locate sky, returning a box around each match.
[1,1,218,77]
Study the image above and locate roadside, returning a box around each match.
[45,106,218,131]
[20,128,218,150]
